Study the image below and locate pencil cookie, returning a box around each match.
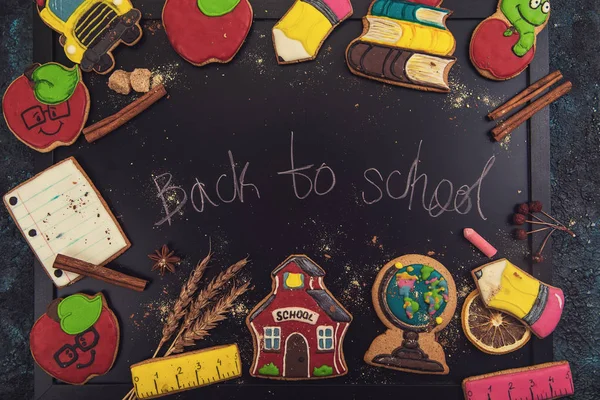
[272,0,353,64]
[346,0,457,92]
[30,293,120,385]
[246,255,352,380]
[470,0,550,80]
[162,0,253,66]
[364,254,457,374]
[471,258,564,339]
[2,63,90,152]
[36,0,143,74]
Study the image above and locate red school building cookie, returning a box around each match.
[246,255,352,380]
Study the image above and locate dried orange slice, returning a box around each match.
[462,289,531,355]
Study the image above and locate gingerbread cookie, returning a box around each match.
[2,63,90,152]
[364,254,456,374]
[162,0,253,66]
[462,361,574,400]
[246,255,352,380]
[346,0,457,92]
[470,0,550,80]
[472,258,564,339]
[30,293,120,385]
[36,0,143,74]
[272,0,353,64]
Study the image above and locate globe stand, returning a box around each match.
[371,330,444,373]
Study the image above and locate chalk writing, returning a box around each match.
[277,132,336,199]
[361,141,495,219]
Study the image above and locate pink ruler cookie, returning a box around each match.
[463,361,574,400]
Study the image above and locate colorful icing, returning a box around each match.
[463,361,573,400]
[29,293,119,385]
[57,294,103,335]
[473,259,564,338]
[162,0,253,66]
[31,63,80,105]
[272,0,352,64]
[2,65,89,152]
[197,0,240,16]
[500,0,550,56]
[385,264,448,326]
[371,0,451,29]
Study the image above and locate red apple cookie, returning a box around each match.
[162,0,253,66]
[30,293,120,385]
[2,63,90,152]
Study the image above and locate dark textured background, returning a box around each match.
[1,0,598,398]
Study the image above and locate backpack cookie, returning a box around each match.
[36,0,143,74]
[30,293,120,385]
[364,254,457,374]
[346,0,457,92]
[246,255,352,380]
[470,0,550,80]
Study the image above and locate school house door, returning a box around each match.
[284,333,309,378]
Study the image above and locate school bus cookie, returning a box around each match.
[364,254,457,375]
[470,0,550,80]
[35,0,143,74]
[472,258,564,339]
[246,255,352,380]
[30,293,120,385]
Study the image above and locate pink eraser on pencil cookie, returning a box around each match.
[463,228,497,258]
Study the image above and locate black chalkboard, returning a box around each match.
[32,0,553,398]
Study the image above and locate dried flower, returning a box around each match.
[529,201,543,213]
[532,254,544,263]
[517,203,529,215]
[149,245,181,275]
[512,213,526,225]
[513,229,527,240]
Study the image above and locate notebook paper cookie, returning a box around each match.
[4,157,130,288]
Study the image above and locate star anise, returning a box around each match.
[149,245,180,275]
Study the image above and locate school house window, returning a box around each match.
[263,327,280,351]
[317,326,334,351]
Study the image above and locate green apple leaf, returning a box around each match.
[57,294,103,335]
[197,0,240,17]
[31,63,80,105]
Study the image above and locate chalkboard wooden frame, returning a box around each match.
[31,0,553,398]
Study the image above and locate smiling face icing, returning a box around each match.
[29,293,119,385]
[500,0,550,56]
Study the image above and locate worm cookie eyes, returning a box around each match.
[542,2,550,13]
[529,0,541,8]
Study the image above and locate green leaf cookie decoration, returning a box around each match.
[197,0,240,17]
[31,63,80,105]
[57,294,103,335]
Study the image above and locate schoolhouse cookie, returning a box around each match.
[30,293,120,385]
[471,258,564,339]
[246,255,352,380]
[272,0,353,64]
[35,0,143,74]
[2,63,90,152]
[162,0,253,66]
[364,254,456,375]
[470,0,550,80]
[346,0,457,92]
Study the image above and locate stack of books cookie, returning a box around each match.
[346,0,457,92]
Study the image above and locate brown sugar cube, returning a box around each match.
[130,68,152,93]
[108,70,131,95]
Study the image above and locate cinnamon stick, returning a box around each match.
[492,81,572,142]
[53,254,148,292]
[488,71,563,120]
[83,84,167,143]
